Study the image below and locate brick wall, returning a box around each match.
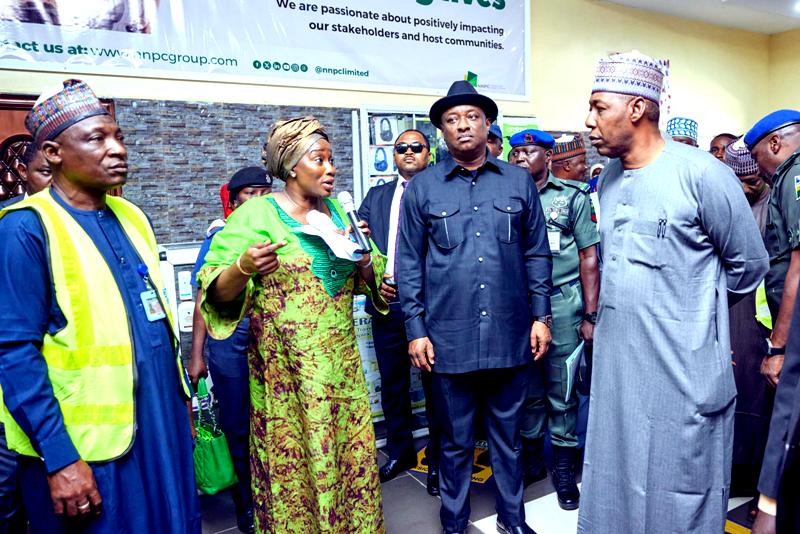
[115,99,357,244]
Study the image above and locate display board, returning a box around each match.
[357,107,441,202]
[356,110,540,197]
[0,0,530,98]
[354,295,426,421]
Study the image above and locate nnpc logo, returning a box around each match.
[416,0,506,10]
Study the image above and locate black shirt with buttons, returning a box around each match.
[397,151,552,373]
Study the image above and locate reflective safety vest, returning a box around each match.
[0,191,191,461]
[755,281,772,330]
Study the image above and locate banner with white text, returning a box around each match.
[0,0,529,99]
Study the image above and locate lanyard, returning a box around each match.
[137,262,179,349]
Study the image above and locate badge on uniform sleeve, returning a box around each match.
[140,290,167,321]
[795,175,800,200]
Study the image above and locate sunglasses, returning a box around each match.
[394,142,426,154]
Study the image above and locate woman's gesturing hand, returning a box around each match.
[240,240,288,276]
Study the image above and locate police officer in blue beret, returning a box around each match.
[746,109,800,533]
[508,129,600,510]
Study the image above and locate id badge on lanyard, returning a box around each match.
[137,263,167,322]
[547,230,561,255]
[547,211,564,254]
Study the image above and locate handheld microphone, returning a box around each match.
[337,191,372,254]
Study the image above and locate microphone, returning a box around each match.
[337,191,372,254]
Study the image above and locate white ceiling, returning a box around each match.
[604,0,800,34]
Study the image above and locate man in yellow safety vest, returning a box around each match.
[0,79,200,533]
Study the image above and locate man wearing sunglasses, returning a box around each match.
[357,129,441,495]
[509,129,600,511]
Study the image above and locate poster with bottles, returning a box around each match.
[361,109,441,200]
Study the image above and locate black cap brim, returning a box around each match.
[228,166,271,193]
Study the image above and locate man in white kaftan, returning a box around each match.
[578,51,769,534]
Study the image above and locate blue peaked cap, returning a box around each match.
[508,129,554,149]
[488,123,503,140]
[745,109,800,150]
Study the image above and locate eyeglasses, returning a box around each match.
[394,142,426,154]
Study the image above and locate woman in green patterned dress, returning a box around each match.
[197,117,387,533]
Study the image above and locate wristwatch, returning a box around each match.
[763,338,785,356]
[582,311,598,325]
[534,315,552,329]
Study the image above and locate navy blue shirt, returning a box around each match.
[191,224,250,373]
[397,153,552,373]
[190,225,223,288]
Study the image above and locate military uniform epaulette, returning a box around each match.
[560,178,591,194]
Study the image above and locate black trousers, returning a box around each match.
[206,320,251,514]
[371,306,439,463]
[433,365,530,532]
[778,434,799,533]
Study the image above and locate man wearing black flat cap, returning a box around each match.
[397,80,552,534]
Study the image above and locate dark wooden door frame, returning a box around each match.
[0,93,118,200]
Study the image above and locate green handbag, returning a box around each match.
[193,378,238,495]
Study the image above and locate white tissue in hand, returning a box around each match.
[294,210,362,261]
